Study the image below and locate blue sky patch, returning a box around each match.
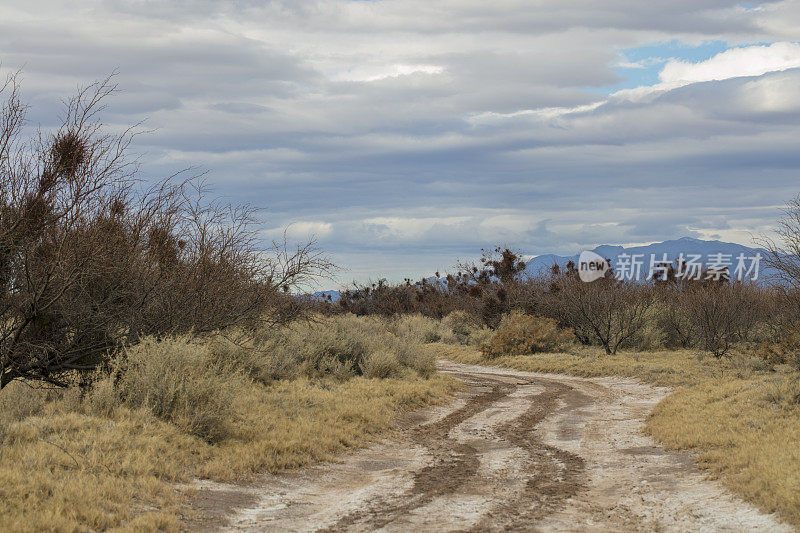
[585,40,732,94]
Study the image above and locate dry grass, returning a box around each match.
[0,375,455,532]
[0,317,456,532]
[646,375,800,524]
[440,341,800,527]
[479,311,573,358]
[438,343,712,387]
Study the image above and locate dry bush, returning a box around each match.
[681,283,762,358]
[338,249,529,328]
[387,313,443,343]
[208,332,300,384]
[207,314,438,382]
[338,277,481,321]
[389,337,437,377]
[287,315,374,378]
[284,315,437,379]
[761,377,800,408]
[0,381,49,442]
[362,350,403,379]
[621,306,667,351]
[468,326,495,348]
[543,271,654,355]
[0,73,331,391]
[653,286,698,348]
[93,336,246,443]
[754,325,800,369]
[480,311,573,358]
[441,310,484,344]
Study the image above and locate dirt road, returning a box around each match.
[188,361,791,532]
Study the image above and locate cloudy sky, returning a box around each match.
[2,1,800,285]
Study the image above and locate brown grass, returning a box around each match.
[0,375,455,532]
[0,317,457,532]
[646,375,800,523]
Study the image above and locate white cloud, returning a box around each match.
[472,43,800,125]
[659,41,800,84]
[332,64,445,82]
[602,42,799,105]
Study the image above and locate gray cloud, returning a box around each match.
[1,0,798,284]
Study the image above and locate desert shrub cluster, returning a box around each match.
[208,314,438,384]
[333,245,797,361]
[81,315,439,443]
[479,311,573,358]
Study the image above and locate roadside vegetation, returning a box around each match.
[0,316,455,531]
[0,74,455,531]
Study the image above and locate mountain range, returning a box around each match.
[312,237,773,299]
[523,237,771,281]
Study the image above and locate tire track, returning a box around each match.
[322,374,517,531]
[470,381,587,531]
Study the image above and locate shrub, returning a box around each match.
[441,310,483,344]
[468,326,495,348]
[363,350,403,379]
[407,350,437,378]
[653,288,697,348]
[208,332,299,384]
[94,337,245,442]
[755,325,800,369]
[761,377,800,408]
[621,305,667,351]
[205,314,439,383]
[388,314,442,343]
[543,273,654,355]
[480,312,573,358]
[390,338,437,378]
[0,381,48,433]
[0,74,332,391]
[288,316,372,378]
[683,284,756,358]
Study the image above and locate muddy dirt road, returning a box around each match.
[189,361,791,532]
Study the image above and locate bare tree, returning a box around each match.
[544,270,653,355]
[681,283,755,358]
[0,73,332,389]
[759,195,800,287]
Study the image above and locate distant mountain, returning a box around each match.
[309,238,775,297]
[524,237,772,282]
[310,290,341,302]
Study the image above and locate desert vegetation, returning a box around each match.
[0,72,338,390]
[0,311,454,530]
[0,74,455,531]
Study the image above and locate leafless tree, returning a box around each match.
[544,271,653,355]
[0,72,332,389]
[680,284,744,357]
[759,195,800,286]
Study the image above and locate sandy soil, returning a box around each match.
[184,360,792,532]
